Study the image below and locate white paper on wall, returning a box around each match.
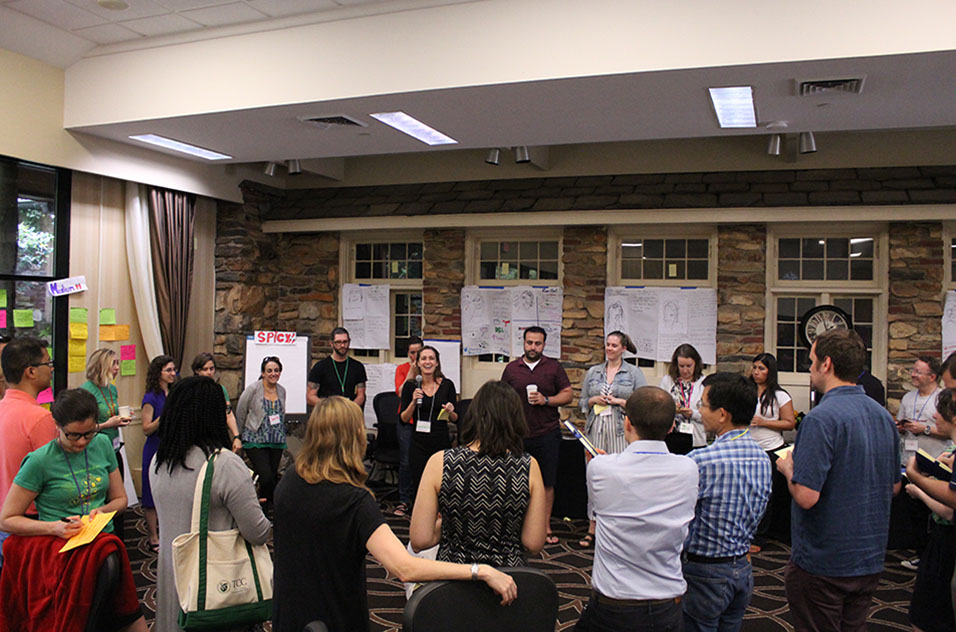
[944,291,956,361]
[342,284,391,349]
[461,286,563,357]
[604,287,717,365]
[363,362,397,429]
[424,339,462,395]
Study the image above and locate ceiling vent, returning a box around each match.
[795,77,866,96]
[299,115,367,130]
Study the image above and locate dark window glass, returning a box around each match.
[796,348,811,372]
[778,260,800,280]
[373,243,388,260]
[687,239,709,259]
[643,239,664,259]
[826,260,848,280]
[408,242,423,260]
[687,260,708,279]
[777,298,796,321]
[538,260,558,280]
[500,242,518,260]
[355,262,371,278]
[826,238,849,259]
[802,238,824,259]
[778,348,795,372]
[621,245,642,259]
[854,297,873,322]
[850,260,873,280]
[777,323,795,347]
[643,260,664,279]
[665,239,686,258]
[802,260,824,280]
[539,241,559,259]
[621,260,642,279]
[519,241,537,259]
[779,238,800,259]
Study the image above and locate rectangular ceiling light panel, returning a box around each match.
[369,111,458,145]
[708,86,757,128]
[128,134,232,160]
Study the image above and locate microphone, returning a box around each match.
[415,375,423,406]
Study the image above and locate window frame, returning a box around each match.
[944,221,955,292]
[466,230,564,287]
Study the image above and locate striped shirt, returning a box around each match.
[685,429,772,558]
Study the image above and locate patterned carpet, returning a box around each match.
[123,494,919,631]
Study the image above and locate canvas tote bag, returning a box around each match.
[172,451,273,630]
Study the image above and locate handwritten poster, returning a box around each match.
[944,291,956,360]
[604,287,717,364]
[461,286,563,357]
[362,362,397,429]
[341,284,390,349]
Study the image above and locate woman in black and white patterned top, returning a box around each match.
[409,380,548,566]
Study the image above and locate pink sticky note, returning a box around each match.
[120,344,136,361]
[37,387,54,404]
[0,310,6,329]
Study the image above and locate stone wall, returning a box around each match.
[886,221,944,409]
[716,225,768,374]
[422,229,464,339]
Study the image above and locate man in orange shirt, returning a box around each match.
[0,336,58,569]
[393,336,422,516]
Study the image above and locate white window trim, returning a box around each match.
[464,228,564,287]
[608,226,718,287]
[944,221,955,292]
[768,223,884,290]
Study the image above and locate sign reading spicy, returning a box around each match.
[254,331,297,345]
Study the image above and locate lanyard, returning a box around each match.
[679,380,693,408]
[97,384,117,417]
[58,441,91,516]
[632,451,669,455]
[913,388,938,421]
[333,358,350,395]
[418,381,439,424]
[727,428,750,442]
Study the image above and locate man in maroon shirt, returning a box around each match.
[501,326,572,544]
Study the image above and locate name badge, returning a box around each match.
[679,422,694,435]
[417,420,432,433]
[269,414,281,426]
[904,439,919,452]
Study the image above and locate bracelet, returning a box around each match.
[471,562,479,581]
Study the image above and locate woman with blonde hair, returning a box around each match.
[272,396,516,632]
[79,347,132,539]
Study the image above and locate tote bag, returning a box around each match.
[172,451,273,630]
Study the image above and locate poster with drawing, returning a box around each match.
[604,287,717,364]
[362,362,397,429]
[943,291,956,360]
[461,286,563,357]
[342,284,390,349]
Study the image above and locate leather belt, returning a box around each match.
[592,590,681,607]
[685,552,751,564]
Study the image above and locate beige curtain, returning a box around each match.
[147,187,195,369]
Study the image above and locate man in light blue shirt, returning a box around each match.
[575,386,699,632]
[683,372,771,632]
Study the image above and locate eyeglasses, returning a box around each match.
[29,361,55,369]
[331,340,350,346]
[62,429,97,441]
[911,370,935,376]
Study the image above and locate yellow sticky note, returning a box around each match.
[774,445,794,459]
[69,322,88,340]
[12,309,33,328]
[59,511,116,553]
[99,324,130,341]
[69,356,86,373]
[68,339,86,357]
[437,408,450,421]
[592,404,609,416]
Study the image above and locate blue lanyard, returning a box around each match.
[913,388,937,421]
[59,441,91,516]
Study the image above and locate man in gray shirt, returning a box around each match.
[575,386,699,632]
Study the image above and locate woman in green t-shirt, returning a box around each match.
[190,352,241,452]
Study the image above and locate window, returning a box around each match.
[777,237,874,282]
[354,241,422,280]
[949,235,956,288]
[479,240,558,281]
[394,291,423,357]
[773,295,875,373]
[621,238,709,281]
[0,157,70,387]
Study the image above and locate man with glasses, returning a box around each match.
[0,336,57,569]
[307,327,367,408]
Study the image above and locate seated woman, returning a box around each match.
[272,396,516,632]
[150,376,271,632]
[410,380,547,566]
[0,388,146,632]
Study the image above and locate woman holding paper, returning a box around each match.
[577,331,647,547]
[141,354,176,549]
[400,346,458,503]
[659,343,707,455]
[235,356,287,509]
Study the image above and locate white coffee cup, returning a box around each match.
[526,384,538,402]
[118,405,132,419]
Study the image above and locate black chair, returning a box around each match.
[303,622,328,632]
[369,391,402,485]
[84,551,120,632]
[403,567,558,632]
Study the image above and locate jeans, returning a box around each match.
[682,557,753,632]
[396,420,413,504]
[0,530,8,570]
[575,593,683,632]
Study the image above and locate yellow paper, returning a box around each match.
[99,324,130,341]
[59,511,116,553]
[69,322,88,340]
[592,404,609,415]
[68,356,86,373]
[774,445,794,459]
[68,339,86,357]
[437,408,450,421]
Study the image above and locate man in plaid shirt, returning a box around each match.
[682,372,772,631]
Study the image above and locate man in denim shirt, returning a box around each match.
[777,329,900,632]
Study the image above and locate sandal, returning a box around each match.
[393,502,409,517]
[578,534,594,548]
[545,533,560,545]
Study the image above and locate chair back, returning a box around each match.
[372,391,401,462]
[403,567,557,632]
[84,551,120,632]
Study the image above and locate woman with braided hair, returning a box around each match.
[150,376,270,632]
[140,355,176,549]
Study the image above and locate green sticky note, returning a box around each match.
[69,307,88,323]
[99,308,117,325]
[0,289,6,308]
[120,359,136,376]
[13,309,34,328]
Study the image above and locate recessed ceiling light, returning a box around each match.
[97,0,129,9]
[708,86,757,128]
[369,111,458,146]
[128,134,232,160]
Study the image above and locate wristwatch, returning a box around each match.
[924,424,932,436]
[544,395,550,405]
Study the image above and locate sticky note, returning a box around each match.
[99,308,116,325]
[37,387,54,404]
[69,322,88,340]
[120,344,136,361]
[69,307,88,323]
[121,360,136,376]
[13,309,33,328]
[0,289,5,308]
[100,324,129,341]
[0,311,5,329]
[68,339,86,358]
[68,356,85,373]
